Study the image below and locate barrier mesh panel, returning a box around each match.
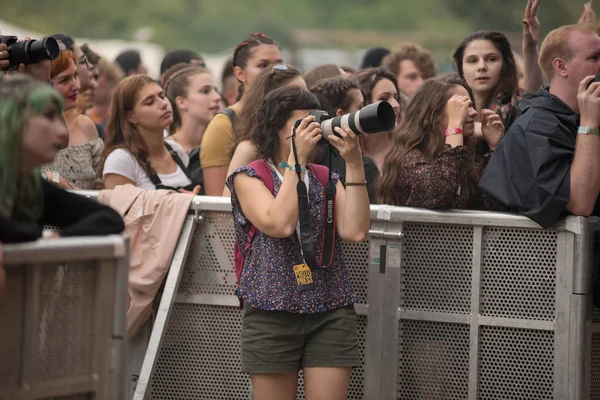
[33,263,95,384]
[397,320,470,399]
[151,304,248,400]
[401,223,473,314]
[0,267,25,394]
[342,241,369,304]
[479,326,554,400]
[0,263,98,399]
[179,213,237,296]
[481,228,557,321]
[592,331,600,400]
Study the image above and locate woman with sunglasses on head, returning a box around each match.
[227,85,369,400]
[41,49,104,190]
[201,33,283,196]
[354,67,402,171]
[100,75,200,194]
[0,74,124,244]
[163,64,222,194]
[222,64,307,196]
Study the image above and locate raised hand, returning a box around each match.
[578,2,597,24]
[523,0,541,46]
[480,109,505,150]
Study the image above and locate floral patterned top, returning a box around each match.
[41,138,104,189]
[226,164,360,313]
[391,145,491,210]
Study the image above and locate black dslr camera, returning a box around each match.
[294,101,396,143]
[1,36,60,70]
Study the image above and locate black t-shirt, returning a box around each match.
[0,179,125,243]
[318,146,379,203]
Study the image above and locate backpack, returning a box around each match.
[233,159,330,305]
[216,107,236,127]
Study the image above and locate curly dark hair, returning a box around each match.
[251,86,320,162]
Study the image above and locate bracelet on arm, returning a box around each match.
[445,127,464,137]
[278,161,306,173]
[577,126,600,136]
[345,180,367,187]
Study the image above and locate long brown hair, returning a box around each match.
[375,75,473,206]
[99,75,157,176]
[231,64,301,157]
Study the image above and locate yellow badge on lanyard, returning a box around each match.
[293,263,315,291]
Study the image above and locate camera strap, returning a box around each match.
[290,131,336,271]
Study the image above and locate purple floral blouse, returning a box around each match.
[226,165,360,313]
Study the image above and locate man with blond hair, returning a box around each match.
[480,24,600,227]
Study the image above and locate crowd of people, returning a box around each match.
[1,0,600,398]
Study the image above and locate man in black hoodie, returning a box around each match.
[479,23,600,228]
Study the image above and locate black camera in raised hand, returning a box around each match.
[0,36,60,70]
[294,101,396,143]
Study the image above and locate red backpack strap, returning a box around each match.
[248,159,276,194]
[307,163,330,188]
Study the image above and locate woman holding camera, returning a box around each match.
[375,75,504,209]
[226,86,369,400]
[223,64,306,196]
[0,75,124,243]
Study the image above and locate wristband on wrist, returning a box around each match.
[345,180,367,187]
[52,171,60,183]
[577,126,600,136]
[445,127,464,137]
[278,161,306,173]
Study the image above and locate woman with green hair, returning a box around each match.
[0,74,124,243]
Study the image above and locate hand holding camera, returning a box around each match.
[0,42,9,70]
[0,35,59,83]
[328,126,363,167]
[289,115,323,166]
[579,75,600,129]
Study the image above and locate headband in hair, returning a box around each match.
[232,33,270,65]
[163,65,201,92]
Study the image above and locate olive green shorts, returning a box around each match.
[241,304,360,374]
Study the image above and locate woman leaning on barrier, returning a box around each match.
[0,75,124,243]
[100,75,201,194]
[375,75,504,209]
[226,85,369,400]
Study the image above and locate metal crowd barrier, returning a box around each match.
[76,192,600,399]
[0,235,129,400]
